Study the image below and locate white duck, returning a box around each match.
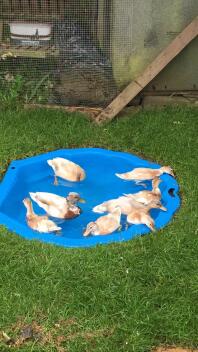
[116,165,174,185]
[124,177,167,211]
[47,157,86,184]
[83,207,122,237]
[29,192,84,219]
[23,198,61,233]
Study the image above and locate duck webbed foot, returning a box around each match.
[135,181,147,188]
[54,175,59,186]
[118,225,123,232]
[125,223,129,231]
[55,230,62,236]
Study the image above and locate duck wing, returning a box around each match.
[30,192,67,209]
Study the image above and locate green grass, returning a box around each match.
[0,106,197,352]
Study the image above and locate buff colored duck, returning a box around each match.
[47,157,86,184]
[83,207,122,237]
[126,201,159,232]
[116,165,174,185]
[124,177,167,211]
[92,191,164,215]
[92,195,144,215]
[23,198,61,233]
[29,192,84,219]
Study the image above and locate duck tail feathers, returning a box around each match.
[92,204,106,213]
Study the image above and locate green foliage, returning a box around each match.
[0,71,53,109]
[0,73,24,109]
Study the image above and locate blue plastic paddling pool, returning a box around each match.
[0,148,180,248]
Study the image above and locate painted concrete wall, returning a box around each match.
[111,0,198,90]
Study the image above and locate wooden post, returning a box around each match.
[21,0,30,15]
[95,16,198,124]
[31,0,39,15]
[59,0,65,19]
[41,0,49,14]
[0,21,3,44]
[11,0,20,13]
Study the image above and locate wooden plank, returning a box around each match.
[21,0,30,15]
[24,104,103,119]
[48,0,54,15]
[41,0,49,14]
[0,46,59,58]
[0,21,3,44]
[142,95,198,108]
[31,0,39,14]
[1,1,7,12]
[95,16,198,124]
[11,0,20,13]
[59,0,65,18]
[6,0,12,13]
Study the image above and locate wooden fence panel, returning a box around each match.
[1,0,65,18]
[31,0,39,15]
[41,0,49,14]
[21,0,29,15]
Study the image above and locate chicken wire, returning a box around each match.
[0,0,117,107]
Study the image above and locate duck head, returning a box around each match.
[160,166,174,177]
[83,222,98,237]
[147,200,167,211]
[67,192,85,204]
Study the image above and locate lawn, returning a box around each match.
[0,106,197,352]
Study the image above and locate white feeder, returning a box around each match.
[9,22,52,46]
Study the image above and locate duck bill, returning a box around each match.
[78,198,86,203]
[83,228,91,237]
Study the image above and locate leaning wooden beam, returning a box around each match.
[95,16,198,124]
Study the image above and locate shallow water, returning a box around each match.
[0,149,180,247]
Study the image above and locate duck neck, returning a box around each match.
[25,202,35,219]
[112,209,121,222]
[152,178,161,195]
[153,184,161,195]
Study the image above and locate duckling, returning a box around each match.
[23,198,61,233]
[47,157,86,185]
[83,207,122,237]
[124,177,167,211]
[116,165,174,185]
[29,192,84,219]
[127,209,155,232]
[126,200,165,232]
[93,195,144,215]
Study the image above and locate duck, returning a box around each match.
[92,191,164,215]
[116,165,174,185]
[126,201,160,232]
[29,191,84,219]
[47,157,86,184]
[92,195,144,215]
[83,207,122,237]
[124,177,167,211]
[23,198,61,233]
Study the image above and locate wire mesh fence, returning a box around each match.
[0,1,197,109]
[0,0,117,107]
